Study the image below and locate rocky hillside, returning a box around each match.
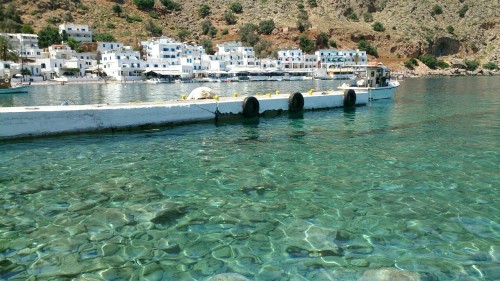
[2,0,499,70]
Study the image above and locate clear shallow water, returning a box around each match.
[0,76,499,280]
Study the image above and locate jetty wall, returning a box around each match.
[0,91,368,139]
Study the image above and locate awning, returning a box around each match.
[144,70,182,75]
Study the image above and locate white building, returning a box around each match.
[278,49,305,69]
[48,44,75,60]
[97,42,124,53]
[37,58,66,79]
[141,37,183,65]
[101,46,143,81]
[59,23,92,42]
[315,49,367,69]
[215,42,256,69]
[0,33,44,60]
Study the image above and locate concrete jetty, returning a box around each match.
[0,90,367,140]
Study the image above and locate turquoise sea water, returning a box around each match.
[0,76,499,280]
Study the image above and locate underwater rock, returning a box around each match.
[150,206,188,225]
[350,259,370,267]
[212,246,232,259]
[358,267,421,281]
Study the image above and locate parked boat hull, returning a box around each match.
[0,85,30,94]
[338,82,399,100]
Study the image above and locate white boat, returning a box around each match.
[338,63,399,100]
[0,78,30,94]
[327,67,357,80]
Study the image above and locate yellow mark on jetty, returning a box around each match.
[181,95,186,100]
[266,93,271,98]
[275,90,280,95]
[214,95,219,101]
[233,92,238,97]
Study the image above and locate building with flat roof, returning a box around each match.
[59,23,92,42]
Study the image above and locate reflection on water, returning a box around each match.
[0,76,499,280]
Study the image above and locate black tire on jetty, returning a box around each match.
[242,96,260,118]
[343,89,356,107]
[288,92,305,113]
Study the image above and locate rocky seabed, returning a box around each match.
[1,180,498,281]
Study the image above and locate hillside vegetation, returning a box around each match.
[1,0,499,70]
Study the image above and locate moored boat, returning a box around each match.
[338,63,399,100]
[327,67,357,80]
[0,78,29,94]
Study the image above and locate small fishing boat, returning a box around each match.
[338,63,399,100]
[0,78,29,94]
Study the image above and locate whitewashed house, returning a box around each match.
[36,57,66,80]
[316,49,367,69]
[59,23,92,42]
[215,42,256,69]
[97,42,124,53]
[0,33,44,60]
[278,49,305,69]
[142,37,183,66]
[101,46,143,81]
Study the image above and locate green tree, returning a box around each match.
[254,39,275,58]
[21,69,32,76]
[239,23,259,45]
[347,11,358,21]
[133,0,154,10]
[38,26,62,48]
[436,60,449,69]
[20,24,35,34]
[418,54,438,69]
[363,12,373,22]
[201,20,213,35]
[0,35,19,61]
[199,38,214,55]
[446,25,454,34]
[298,35,314,53]
[307,0,318,8]
[358,40,378,57]
[458,4,468,17]
[224,11,237,25]
[483,62,498,70]
[316,32,329,48]
[144,20,162,37]
[112,4,123,16]
[66,38,80,51]
[229,2,243,13]
[258,19,275,35]
[464,59,479,71]
[177,27,190,42]
[160,0,182,11]
[93,33,116,42]
[208,26,217,38]
[431,4,443,16]
[198,5,211,18]
[372,21,385,32]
